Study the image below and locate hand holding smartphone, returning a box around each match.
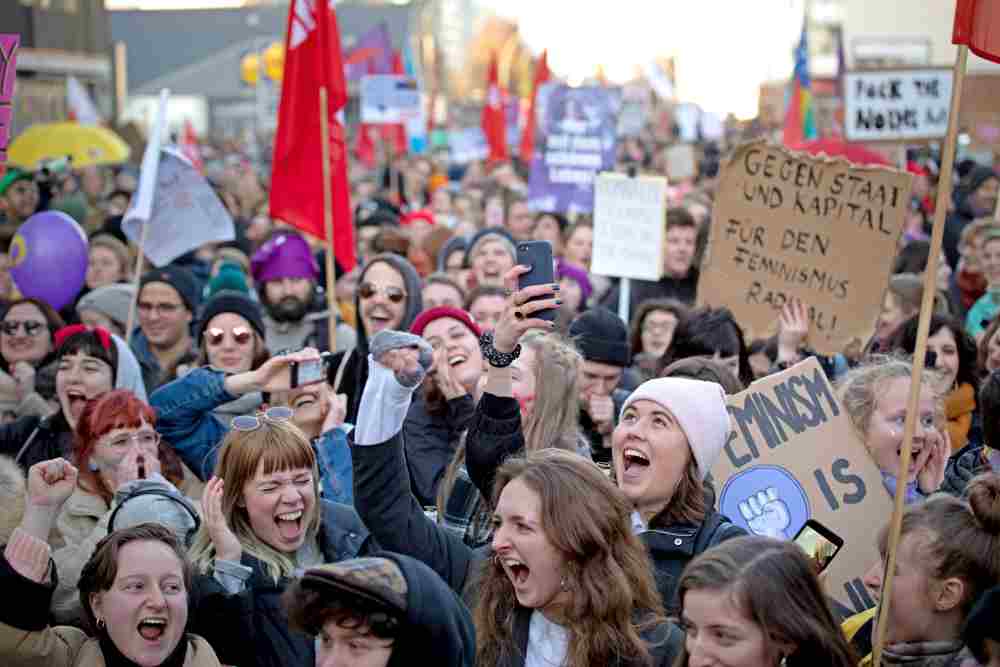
[515,240,558,322]
[290,352,332,388]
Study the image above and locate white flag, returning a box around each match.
[66,76,101,125]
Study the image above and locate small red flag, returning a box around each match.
[270,0,355,271]
[179,119,204,174]
[519,50,550,164]
[481,53,508,163]
[953,0,1000,63]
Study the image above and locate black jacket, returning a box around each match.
[942,446,990,498]
[403,393,475,507]
[600,268,700,314]
[465,392,745,611]
[191,500,375,667]
[0,412,73,473]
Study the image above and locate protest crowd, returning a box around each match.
[2,2,1000,667]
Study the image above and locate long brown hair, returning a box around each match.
[476,450,666,667]
[673,536,858,667]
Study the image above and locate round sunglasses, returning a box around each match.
[232,406,294,432]
[358,282,406,303]
[206,326,253,347]
[1,320,46,337]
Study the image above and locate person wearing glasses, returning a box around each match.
[44,389,201,624]
[0,297,65,421]
[131,265,201,393]
[0,325,147,473]
[184,408,374,667]
[328,252,424,425]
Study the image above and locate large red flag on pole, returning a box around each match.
[519,50,549,164]
[953,0,1000,63]
[270,0,355,271]
[481,53,508,163]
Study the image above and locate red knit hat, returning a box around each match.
[410,306,481,338]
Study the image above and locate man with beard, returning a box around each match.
[251,231,356,354]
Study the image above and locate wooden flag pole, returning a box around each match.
[871,44,968,667]
[319,86,338,354]
[124,222,149,345]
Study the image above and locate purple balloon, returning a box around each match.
[10,211,89,310]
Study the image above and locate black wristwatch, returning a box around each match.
[479,331,521,368]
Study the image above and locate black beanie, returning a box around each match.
[196,290,265,345]
[569,307,631,367]
[139,265,201,314]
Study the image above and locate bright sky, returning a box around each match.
[490,0,806,119]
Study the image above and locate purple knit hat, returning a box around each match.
[251,232,320,284]
[556,260,593,303]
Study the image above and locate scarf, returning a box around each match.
[97,629,189,667]
[944,383,976,452]
[880,639,971,666]
[882,472,924,505]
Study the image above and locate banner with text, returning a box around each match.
[527,84,620,215]
[0,35,19,164]
[844,69,953,142]
[697,140,911,354]
[591,173,667,281]
[360,75,421,124]
[712,357,893,617]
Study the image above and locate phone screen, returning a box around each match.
[295,359,326,386]
[794,522,842,574]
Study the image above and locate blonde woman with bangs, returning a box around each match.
[185,412,375,667]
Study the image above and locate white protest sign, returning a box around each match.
[844,69,953,142]
[122,147,235,267]
[591,173,667,281]
[665,144,696,182]
[360,75,421,124]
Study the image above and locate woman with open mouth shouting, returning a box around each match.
[0,458,222,667]
[0,325,147,474]
[183,412,374,667]
[839,356,949,504]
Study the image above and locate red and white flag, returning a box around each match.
[270,0,355,271]
[519,49,550,164]
[953,0,1000,63]
[481,53,508,163]
[179,119,204,174]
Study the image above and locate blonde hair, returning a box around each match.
[837,355,942,442]
[521,331,583,452]
[188,419,322,582]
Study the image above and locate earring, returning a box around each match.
[89,461,99,473]
[560,576,568,591]
[97,617,106,630]
[779,656,787,667]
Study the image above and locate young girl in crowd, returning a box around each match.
[978,317,1000,374]
[674,536,858,667]
[844,473,1000,666]
[0,458,222,666]
[870,274,924,354]
[839,356,949,503]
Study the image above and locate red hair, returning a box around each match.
[75,390,183,503]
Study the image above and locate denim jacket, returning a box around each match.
[151,368,353,502]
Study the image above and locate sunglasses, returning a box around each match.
[206,326,253,347]
[358,282,406,303]
[232,406,294,432]
[1,320,46,337]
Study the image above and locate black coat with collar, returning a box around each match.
[0,411,73,473]
[190,500,375,667]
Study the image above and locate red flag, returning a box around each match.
[383,50,408,155]
[481,53,508,163]
[179,119,204,174]
[270,0,355,271]
[519,50,550,164]
[953,0,1000,63]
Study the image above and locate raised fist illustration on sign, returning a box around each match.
[738,487,791,539]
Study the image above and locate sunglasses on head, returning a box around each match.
[206,326,253,347]
[232,406,294,432]
[358,282,406,303]
[1,320,46,337]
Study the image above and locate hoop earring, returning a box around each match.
[97,617,106,630]
[779,656,787,667]
[560,576,569,591]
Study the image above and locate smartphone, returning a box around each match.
[516,240,557,322]
[290,352,332,389]
[793,519,844,574]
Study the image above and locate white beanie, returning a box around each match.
[619,377,731,479]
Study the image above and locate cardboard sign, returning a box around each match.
[0,34,19,164]
[697,140,911,355]
[591,173,667,281]
[665,144,697,182]
[712,357,893,617]
[360,75,421,124]
[844,69,953,142]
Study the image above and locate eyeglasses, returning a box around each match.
[206,326,253,347]
[106,429,161,450]
[232,406,294,432]
[1,320,46,337]
[138,302,183,316]
[358,282,406,303]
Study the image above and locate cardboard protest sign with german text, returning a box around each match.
[844,69,953,142]
[697,140,911,354]
[712,357,893,617]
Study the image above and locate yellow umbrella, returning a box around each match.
[7,122,131,169]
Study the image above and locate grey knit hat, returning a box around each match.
[76,283,136,330]
[110,475,200,544]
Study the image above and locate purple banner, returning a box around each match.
[0,34,19,163]
[527,85,621,215]
[343,22,392,81]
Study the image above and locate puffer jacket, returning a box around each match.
[189,500,374,667]
[941,446,991,498]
